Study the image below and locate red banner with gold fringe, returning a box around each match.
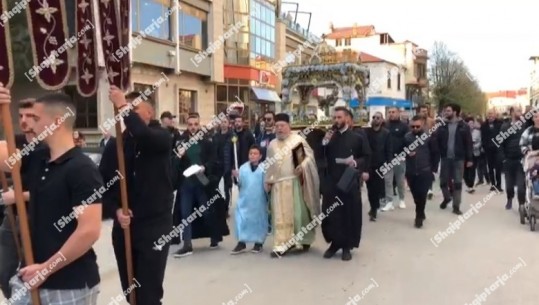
[119,0,130,91]
[98,0,124,89]
[0,0,14,88]
[25,0,70,90]
[76,0,98,97]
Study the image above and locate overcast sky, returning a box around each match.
[287,0,538,92]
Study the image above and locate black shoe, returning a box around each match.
[173,245,193,258]
[210,241,219,249]
[369,210,377,222]
[301,245,311,252]
[231,242,246,255]
[323,245,339,259]
[342,248,352,261]
[440,199,451,210]
[496,186,504,192]
[414,218,423,228]
[427,191,433,200]
[452,208,463,215]
[476,181,484,186]
[505,200,513,210]
[252,243,263,253]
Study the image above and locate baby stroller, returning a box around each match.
[521,150,539,231]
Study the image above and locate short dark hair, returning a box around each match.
[249,144,262,154]
[334,106,353,118]
[417,104,428,111]
[125,91,155,105]
[35,93,76,127]
[444,103,461,116]
[411,115,424,122]
[264,111,275,118]
[19,98,35,109]
[188,112,200,119]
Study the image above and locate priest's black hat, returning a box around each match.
[275,113,290,123]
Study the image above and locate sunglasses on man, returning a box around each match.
[410,125,422,129]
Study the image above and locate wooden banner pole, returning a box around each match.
[1,104,40,305]
[113,107,136,305]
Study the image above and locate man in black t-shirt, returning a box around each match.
[0,87,103,304]
[0,98,36,299]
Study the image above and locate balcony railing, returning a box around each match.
[413,48,428,59]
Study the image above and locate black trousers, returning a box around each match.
[504,159,526,205]
[464,156,478,188]
[477,153,489,183]
[407,173,432,219]
[223,173,232,213]
[486,150,502,188]
[367,168,385,212]
[113,222,171,305]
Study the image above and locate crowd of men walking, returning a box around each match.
[1,81,539,304]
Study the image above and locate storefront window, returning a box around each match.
[179,4,208,50]
[179,89,197,124]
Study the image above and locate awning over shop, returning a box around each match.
[366,97,413,109]
[251,87,281,103]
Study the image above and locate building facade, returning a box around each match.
[530,56,539,107]
[324,24,428,110]
[486,89,529,113]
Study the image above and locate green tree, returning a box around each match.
[429,41,487,115]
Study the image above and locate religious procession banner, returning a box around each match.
[76,0,98,97]
[25,0,71,90]
[119,0,131,91]
[0,0,14,88]
[98,0,123,88]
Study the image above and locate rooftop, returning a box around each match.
[325,24,376,39]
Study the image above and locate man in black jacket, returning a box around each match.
[436,103,473,215]
[365,112,392,221]
[405,116,440,228]
[382,107,408,211]
[499,106,526,210]
[213,116,233,214]
[481,109,504,192]
[160,111,182,148]
[174,113,226,257]
[101,87,173,305]
[231,115,255,174]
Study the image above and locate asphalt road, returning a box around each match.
[2,183,538,305]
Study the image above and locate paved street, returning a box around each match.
[2,183,538,305]
[95,183,537,305]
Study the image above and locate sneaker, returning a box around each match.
[231,242,246,254]
[452,208,463,215]
[252,243,263,253]
[210,241,219,249]
[173,245,193,258]
[381,203,395,212]
[489,186,496,192]
[368,210,377,222]
[399,200,406,209]
[440,199,451,210]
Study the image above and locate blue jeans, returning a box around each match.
[533,180,539,196]
[180,182,217,245]
[0,214,19,299]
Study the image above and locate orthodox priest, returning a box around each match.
[262,113,320,258]
[321,106,371,261]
